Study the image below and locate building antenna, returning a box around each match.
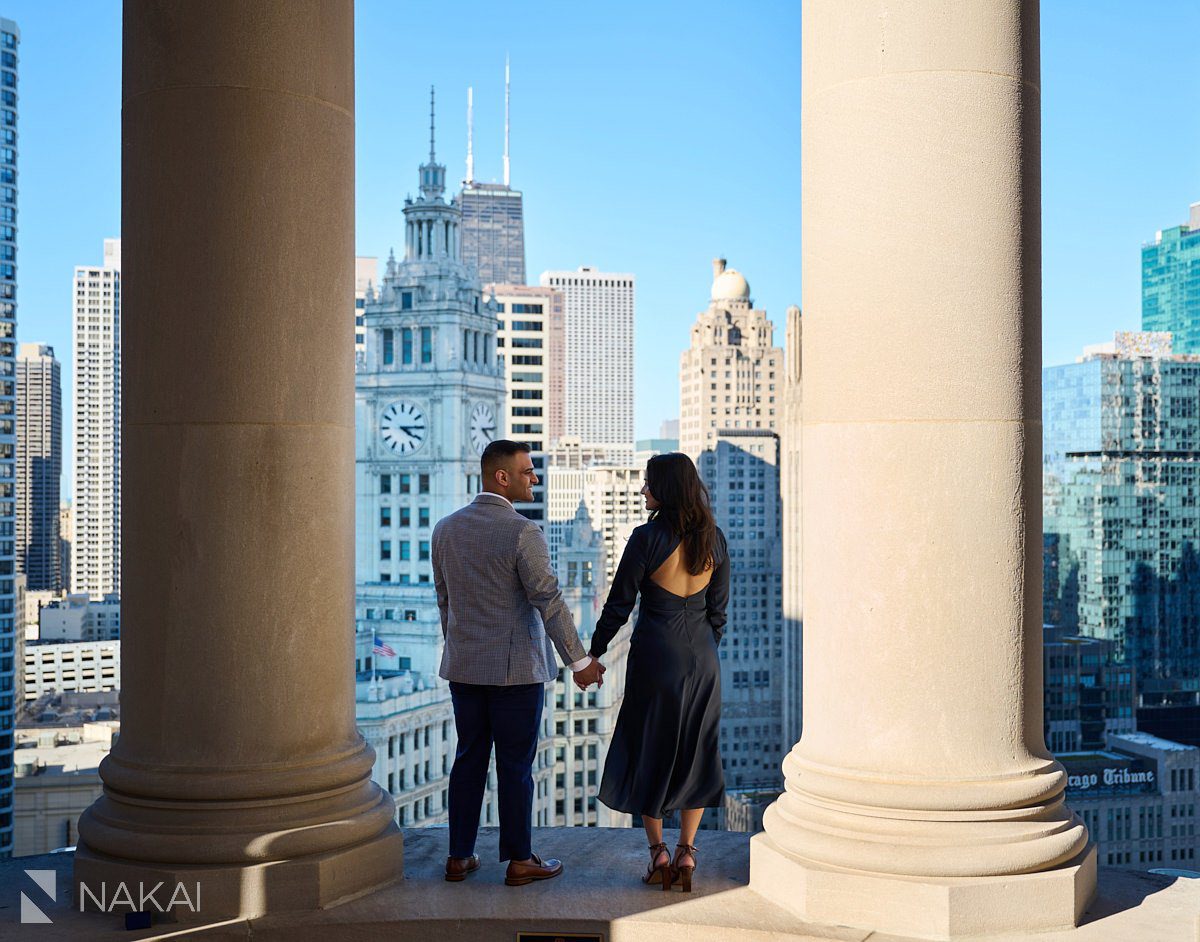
[429,85,437,163]
[466,86,475,183]
[503,55,511,186]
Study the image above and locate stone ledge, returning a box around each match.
[0,827,1196,941]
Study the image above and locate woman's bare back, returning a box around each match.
[648,542,713,597]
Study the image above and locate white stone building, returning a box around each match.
[488,282,566,525]
[546,503,632,828]
[539,267,635,460]
[23,638,119,701]
[71,239,121,599]
[545,449,645,583]
[354,256,378,366]
[38,593,120,643]
[679,259,783,465]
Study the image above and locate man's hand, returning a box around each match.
[573,657,606,690]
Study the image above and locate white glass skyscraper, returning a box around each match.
[0,15,18,859]
[539,267,635,459]
[72,240,122,599]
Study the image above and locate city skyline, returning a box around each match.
[5,0,1200,500]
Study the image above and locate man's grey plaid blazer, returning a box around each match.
[433,493,588,685]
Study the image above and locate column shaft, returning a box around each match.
[74,0,401,918]
[752,2,1095,937]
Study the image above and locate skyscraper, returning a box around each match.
[680,259,783,465]
[540,267,635,460]
[354,256,378,367]
[781,305,802,749]
[678,260,789,796]
[490,282,563,523]
[1044,332,1200,707]
[354,87,504,656]
[459,65,526,285]
[1142,202,1200,352]
[16,343,62,593]
[0,15,17,860]
[72,239,122,599]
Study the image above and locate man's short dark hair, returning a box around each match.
[481,439,531,478]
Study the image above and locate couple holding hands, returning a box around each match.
[432,440,729,892]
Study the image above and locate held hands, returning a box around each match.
[573,656,606,691]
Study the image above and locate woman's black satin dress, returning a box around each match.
[589,517,730,819]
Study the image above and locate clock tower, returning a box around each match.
[356,88,505,656]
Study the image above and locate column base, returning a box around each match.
[72,822,404,922]
[750,831,1096,940]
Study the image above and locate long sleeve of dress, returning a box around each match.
[705,531,731,645]
[590,527,646,658]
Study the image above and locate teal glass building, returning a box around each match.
[1142,203,1200,352]
[1043,333,1200,709]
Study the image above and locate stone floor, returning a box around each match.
[0,828,1196,941]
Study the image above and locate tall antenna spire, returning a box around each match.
[429,85,437,163]
[503,56,511,186]
[466,86,475,184]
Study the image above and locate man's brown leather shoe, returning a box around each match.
[445,854,481,882]
[504,853,563,886]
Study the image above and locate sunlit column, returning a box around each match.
[74,0,402,919]
[751,2,1096,937]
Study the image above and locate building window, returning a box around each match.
[383,329,394,365]
[419,541,431,561]
[380,507,391,527]
[401,291,413,311]
[379,540,391,561]
[399,506,411,527]
[399,474,411,493]
[402,328,413,364]
[418,474,430,494]
[421,327,433,364]
[418,507,430,527]
[400,541,411,561]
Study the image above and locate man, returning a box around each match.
[433,439,605,886]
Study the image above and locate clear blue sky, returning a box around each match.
[6,1,1199,498]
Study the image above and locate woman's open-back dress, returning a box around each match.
[588,516,729,819]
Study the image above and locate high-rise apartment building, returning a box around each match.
[458,64,526,286]
[354,256,378,367]
[540,267,635,460]
[707,429,785,790]
[58,502,72,594]
[544,444,645,582]
[71,239,121,599]
[0,16,17,859]
[490,283,564,523]
[1043,624,1135,754]
[1044,332,1200,707]
[16,343,62,592]
[781,305,802,749]
[1142,202,1200,353]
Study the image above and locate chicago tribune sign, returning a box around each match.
[1067,766,1155,792]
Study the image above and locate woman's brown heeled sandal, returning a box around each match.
[673,843,698,892]
[642,842,673,890]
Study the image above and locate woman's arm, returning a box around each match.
[705,531,731,644]
[589,526,646,658]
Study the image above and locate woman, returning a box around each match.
[588,452,729,892]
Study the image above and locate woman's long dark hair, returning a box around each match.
[645,453,719,575]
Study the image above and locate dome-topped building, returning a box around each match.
[712,261,751,303]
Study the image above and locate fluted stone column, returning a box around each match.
[750,2,1096,938]
[73,0,402,919]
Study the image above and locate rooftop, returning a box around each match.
[7,829,1198,941]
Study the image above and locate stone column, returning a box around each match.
[751,2,1096,938]
[73,0,402,919]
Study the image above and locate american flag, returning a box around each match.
[372,635,396,658]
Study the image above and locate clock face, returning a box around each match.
[380,400,427,456]
[470,402,497,455]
